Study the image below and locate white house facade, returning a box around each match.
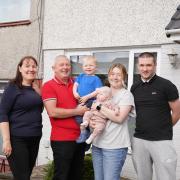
[0,0,44,101]
[38,0,180,179]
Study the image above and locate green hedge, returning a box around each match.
[83,154,94,180]
[44,154,94,180]
[44,161,54,180]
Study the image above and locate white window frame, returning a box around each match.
[66,47,161,90]
[66,48,130,73]
[0,0,31,24]
[128,47,161,90]
[66,51,92,60]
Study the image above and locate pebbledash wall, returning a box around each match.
[39,0,180,179]
[0,0,43,79]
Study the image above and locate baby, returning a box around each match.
[80,86,119,144]
[73,55,103,143]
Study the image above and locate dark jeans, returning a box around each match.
[51,141,86,180]
[7,136,41,180]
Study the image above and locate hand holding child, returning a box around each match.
[79,95,89,104]
[74,92,81,100]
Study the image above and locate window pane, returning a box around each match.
[133,52,157,83]
[0,80,8,155]
[0,82,8,90]
[0,0,30,23]
[0,94,2,103]
[70,55,86,75]
[93,51,129,74]
[0,81,8,103]
[70,52,129,86]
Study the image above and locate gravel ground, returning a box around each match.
[0,165,45,180]
[0,165,131,180]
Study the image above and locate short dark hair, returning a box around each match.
[11,56,38,88]
[138,52,156,64]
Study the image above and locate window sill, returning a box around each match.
[0,20,31,28]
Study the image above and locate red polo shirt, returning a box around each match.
[42,77,80,141]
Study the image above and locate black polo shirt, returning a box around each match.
[131,75,179,141]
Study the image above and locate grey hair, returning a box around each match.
[54,55,70,65]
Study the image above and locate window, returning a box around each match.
[0,80,8,156]
[0,0,31,26]
[93,51,129,85]
[70,55,88,75]
[0,81,8,103]
[93,51,129,74]
[133,52,157,83]
[67,49,161,87]
[68,50,129,86]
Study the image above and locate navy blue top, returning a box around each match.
[0,83,43,137]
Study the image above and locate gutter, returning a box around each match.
[166,29,180,37]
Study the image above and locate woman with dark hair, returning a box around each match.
[90,63,136,180]
[0,56,43,180]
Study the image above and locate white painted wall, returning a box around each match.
[0,0,43,79]
[161,44,180,179]
[43,0,179,50]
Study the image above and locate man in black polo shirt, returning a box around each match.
[131,52,180,180]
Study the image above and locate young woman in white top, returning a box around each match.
[90,63,136,180]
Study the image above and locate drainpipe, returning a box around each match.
[37,0,45,80]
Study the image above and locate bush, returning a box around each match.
[44,154,94,180]
[83,154,94,180]
[44,161,54,180]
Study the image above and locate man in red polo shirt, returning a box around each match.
[42,55,88,180]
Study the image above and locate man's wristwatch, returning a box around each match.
[96,104,102,111]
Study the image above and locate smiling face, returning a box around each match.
[138,56,156,80]
[53,56,71,82]
[82,57,97,75]
[108,65,126,89]
[19,58,38,85]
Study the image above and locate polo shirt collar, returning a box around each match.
[53,76,73,85]
[141,74,156,83]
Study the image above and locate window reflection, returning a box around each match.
[0,0,30,23]
[70,55,86,75]
[93,51,129,74]
[0,81,8,103]
[133,52,157,83]
[70,51,129,86]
